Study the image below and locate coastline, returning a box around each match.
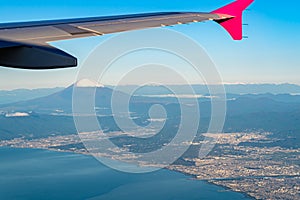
[168,167,255,200]
[206,180,255,200]
[0,146,253,199]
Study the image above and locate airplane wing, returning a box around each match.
[0,0,254,70]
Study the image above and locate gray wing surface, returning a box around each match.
[0,12,223,69]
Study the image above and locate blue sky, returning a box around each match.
[0,0,299,89]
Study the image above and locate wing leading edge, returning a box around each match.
[0,0,254,70]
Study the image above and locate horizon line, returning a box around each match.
[1,82,300,91]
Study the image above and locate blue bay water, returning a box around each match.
[0,147,250,200]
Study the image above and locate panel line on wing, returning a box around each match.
[53,24,91,35]
[76,26,104,35]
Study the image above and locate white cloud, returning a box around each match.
[5,112,29,117]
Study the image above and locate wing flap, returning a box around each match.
[0,26,72,43]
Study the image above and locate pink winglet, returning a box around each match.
[211,0,254,40]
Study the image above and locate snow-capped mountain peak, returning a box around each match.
[75,79,105,88]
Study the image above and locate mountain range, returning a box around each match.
[0,87,63,105]
[0,80,300,148]
[1,83,300,105]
